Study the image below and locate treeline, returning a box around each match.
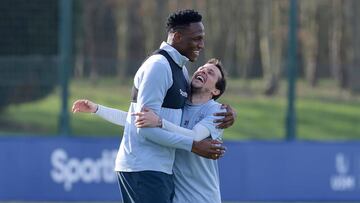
[74,0,360,94]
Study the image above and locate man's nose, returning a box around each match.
[198,40,204,50]
[200,69,207,75]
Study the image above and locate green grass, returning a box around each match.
[1,78,359,141]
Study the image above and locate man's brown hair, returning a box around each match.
[207,58,226,100]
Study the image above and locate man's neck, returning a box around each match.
[189,92,211,104]
[166,37,174,46]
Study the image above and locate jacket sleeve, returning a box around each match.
[94,105,128,126]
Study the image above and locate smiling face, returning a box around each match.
[173,22,205,62]
[191,63,222,98]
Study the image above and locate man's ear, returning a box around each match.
[212,89,220,97]
[173,32,182,43]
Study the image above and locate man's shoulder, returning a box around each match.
[203,100,225,115]
[136,54,172,76]
[143,53,170,67]
[207,100,222,109]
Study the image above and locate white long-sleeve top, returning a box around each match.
[95,104,211,141]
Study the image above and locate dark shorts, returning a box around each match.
[117,171,175,203]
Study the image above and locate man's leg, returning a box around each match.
[117,172,138,203]
[117,171,174,203]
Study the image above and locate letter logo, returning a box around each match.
[50,148,117,191]
[330,153,355,191]
[179,89,188,98]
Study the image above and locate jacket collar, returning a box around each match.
[160,42,189,68]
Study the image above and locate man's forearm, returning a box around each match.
[138,127,225,160]
[162,119,210,141]
[138,127,193,151]
[95,105,127,126]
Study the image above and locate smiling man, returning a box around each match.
[133,58,227,203]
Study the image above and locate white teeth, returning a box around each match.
[196,75,204,82]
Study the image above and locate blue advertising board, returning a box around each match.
[0,137,120,201]
[219,141,359,201]
[0,137,359,201]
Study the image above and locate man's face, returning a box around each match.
[191,63,222,97]
[176,22,205,62]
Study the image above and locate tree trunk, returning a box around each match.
[248,0,263,78]
[115,0,128,79]
[204,0,222,65]
[329,0,342,88]
[299,0,319,87]
[315,2,331,82]
[141,0,168,55]
[223,0,239,77]
[83,1,97,82]
[338,0,352,89]
[259,0,273,94]
[242,0,257,79]
[350,0,360,93]
[74,0,84,78]
[125,0,146,76]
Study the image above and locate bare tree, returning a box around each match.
[338,0,352,89]
[141,0,168,55]
[328,0,351,89]
[114,0,128,79]
[299,0,319,87]
[350,0,360,93]
[222,0,240,77]
[315,2,331,82]
[329,0,342,88]
[241,0,258,79]
[247,0,263,78]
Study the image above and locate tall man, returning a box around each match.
[72,9,236,203]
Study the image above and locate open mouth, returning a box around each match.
[195,73,206,83]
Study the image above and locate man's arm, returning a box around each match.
[133,104,226,159]
[72,99,128,126]
[162,120,210,141]
[135,58,195,151]
[134,105,225,141]
[138,127,224,159]
[133,108,213,141]
[95,105,128,126]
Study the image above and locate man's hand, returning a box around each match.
[213,104,237,129]
[191,139,226,160]
[132,107,160,128]
[72,99,98,113]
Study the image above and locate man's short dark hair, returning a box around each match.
[207,58,226,100]
[166,9,202,32]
